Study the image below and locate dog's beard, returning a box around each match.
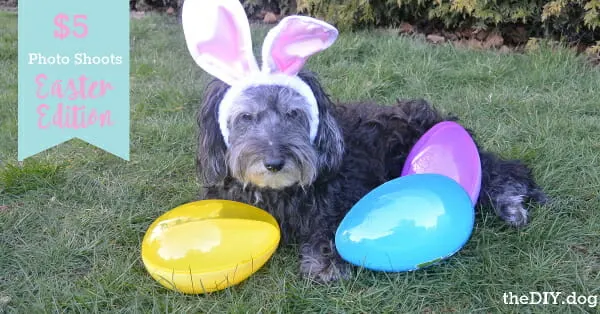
[245,161,302,189]
[228,140,318,189]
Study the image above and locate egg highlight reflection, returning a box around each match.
[141,200,280,294]
[335,174,474,272]
[401,121,482,204]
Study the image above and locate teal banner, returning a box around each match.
[18,0,130,161]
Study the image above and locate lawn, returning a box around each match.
[1,10,600,313]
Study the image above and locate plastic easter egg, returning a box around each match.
[335,174,474,272]
[401,121,482,204]
[141,200,280,294]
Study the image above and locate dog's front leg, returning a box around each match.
[478,151,548,226]
[299,231,351,282]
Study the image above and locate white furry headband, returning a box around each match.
[181,0,338,146]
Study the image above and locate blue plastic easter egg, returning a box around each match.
[335,173,475,272]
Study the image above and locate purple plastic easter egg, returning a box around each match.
[401,121,482,204]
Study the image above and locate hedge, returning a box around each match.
[242,0,600,46]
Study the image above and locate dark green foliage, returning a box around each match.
[245,0,599,46]
[242,0,297,16]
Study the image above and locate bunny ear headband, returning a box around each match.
[181,0,338,146]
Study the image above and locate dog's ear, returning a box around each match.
[298,71,344,177]
[196,79,230,186]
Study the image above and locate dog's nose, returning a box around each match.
[264,158,285,172]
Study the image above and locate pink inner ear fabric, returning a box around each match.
[195,7,252,73]
[270,22,334,75]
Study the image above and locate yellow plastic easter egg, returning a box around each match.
[141,200,281,294]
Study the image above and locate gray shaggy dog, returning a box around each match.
[196,70,548,282]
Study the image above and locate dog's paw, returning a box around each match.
[300,240,351,283]
[492,185,547,227]
[300,257,351,283]
[494,193,529,227]
[478,151,549,227]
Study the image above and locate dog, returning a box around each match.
[181,0,547,283]
[194,70,548,282]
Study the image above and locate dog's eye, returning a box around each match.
[240,113,254,122]
[286,110,299,118]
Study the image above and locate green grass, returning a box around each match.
[1,10,600,313]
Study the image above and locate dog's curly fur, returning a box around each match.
[196,70,547,282]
